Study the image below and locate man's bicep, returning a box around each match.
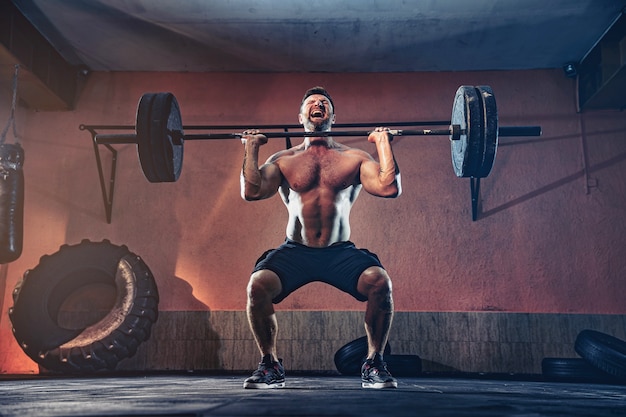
[359,159,384,193]
[259,163,283,196]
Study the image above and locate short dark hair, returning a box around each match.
[302,86,334,110]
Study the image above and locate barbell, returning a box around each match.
[86,86,541,183]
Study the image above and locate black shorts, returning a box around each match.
[252,239,384,304]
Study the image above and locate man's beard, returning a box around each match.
[303,117,332,132]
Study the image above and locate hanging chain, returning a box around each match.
[1,64,21,145]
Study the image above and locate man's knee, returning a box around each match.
[247,270,282,306]
[358,266,393,299]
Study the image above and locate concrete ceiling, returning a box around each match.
[12,0,626,73]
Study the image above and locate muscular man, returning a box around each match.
[240,87,402,389]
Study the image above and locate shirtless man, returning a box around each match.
[240,87,402,389]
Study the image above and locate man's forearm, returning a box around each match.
[375,138,399,187]
[241,142,263,198]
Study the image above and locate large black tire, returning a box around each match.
[541,357,617,383]
[8,239,159,373]
[575,330,626,381]
[334,336,391,376]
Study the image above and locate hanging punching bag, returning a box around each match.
[0,143,24,263]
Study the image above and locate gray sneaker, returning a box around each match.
[243,355,285,389]
[361,353,398,389]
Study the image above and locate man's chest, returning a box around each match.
[279,151,360,192]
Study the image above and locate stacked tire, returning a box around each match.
[542,330,626,384]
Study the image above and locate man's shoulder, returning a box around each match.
[341,145,373,160]
[268,146,301,163]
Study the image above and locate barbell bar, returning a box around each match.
[95,125,540,144]
[86,86,542,183]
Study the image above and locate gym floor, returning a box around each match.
[1,373,625,417]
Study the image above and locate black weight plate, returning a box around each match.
[148,94,169,182]
[450,86,483,178]
[385,354,422,377]
[164,94,184,182]
[475,86,498,178]
[334,336,392,376]
[136,93,161,183]
[149,93,184,182]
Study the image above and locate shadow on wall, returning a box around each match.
[117,275,223,371]
[479,135,626,220]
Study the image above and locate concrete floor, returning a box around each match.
[1,374,626,417]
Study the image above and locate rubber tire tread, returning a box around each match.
[334,336,391,376]
[541,357,617,383]
[9,239,159,373]
[575,330,626,381]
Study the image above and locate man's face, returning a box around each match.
[298,94,335,132]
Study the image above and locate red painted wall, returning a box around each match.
[1,69,625,373]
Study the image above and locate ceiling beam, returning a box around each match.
[0,1,85,111]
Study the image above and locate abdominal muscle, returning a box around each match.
[281,185,360,248]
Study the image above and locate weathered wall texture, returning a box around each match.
[1,69,625,374]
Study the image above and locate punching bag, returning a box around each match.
[0,143,24,263]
